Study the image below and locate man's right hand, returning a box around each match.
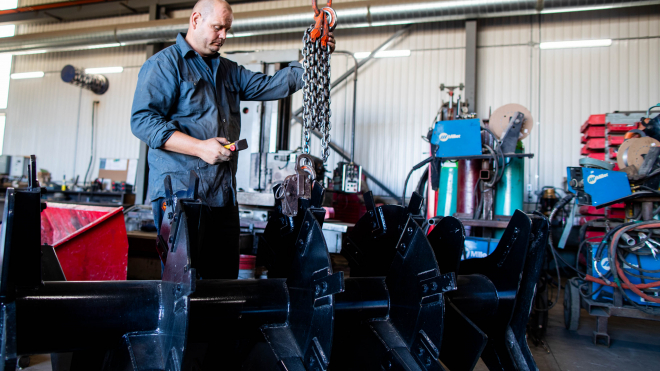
[196,137,233,164]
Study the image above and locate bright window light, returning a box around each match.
[0,114,6,156]
[540,39,612,50]
[0,54,11,109]
[354,49,411,59]
[11,71,45,79]
[0,24,15,38]
[85,67,123,74]
[0,0,17,10]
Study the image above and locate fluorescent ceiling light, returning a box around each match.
[540,39,612,50]
[85,66,123,74]
[12,50,47,55]
[354,49,411,59]
[11,71,44,79]
[86,43,121,50]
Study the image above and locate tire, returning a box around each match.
[564,278,581,331]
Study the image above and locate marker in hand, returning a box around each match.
[223,139,248,152]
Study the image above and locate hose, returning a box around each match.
[401,157,433,207]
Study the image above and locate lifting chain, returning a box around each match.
[301,0,336,163]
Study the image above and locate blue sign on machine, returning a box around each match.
[431,119,483,158]
[582,168,631,206]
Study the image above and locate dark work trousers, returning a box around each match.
[152,198,240,279]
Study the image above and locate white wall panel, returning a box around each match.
[15,14,149,35]
[3,45,145,183]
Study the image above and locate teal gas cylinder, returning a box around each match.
[437,161,458,217]
[495,143,525,238]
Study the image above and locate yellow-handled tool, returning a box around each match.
[223,139,248,152]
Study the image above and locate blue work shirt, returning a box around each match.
[131,33,303,206]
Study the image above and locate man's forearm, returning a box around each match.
[162,131,203,157]
[162,132,233,165]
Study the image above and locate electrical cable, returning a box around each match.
[401,157,433,207]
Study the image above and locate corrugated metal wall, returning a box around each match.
[4,44,146,182]
[2,4,659,200]
[477,7,660,202]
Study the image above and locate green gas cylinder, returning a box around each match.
[437,161,458,217]
[495,143,525,238]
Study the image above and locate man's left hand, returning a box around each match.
[327,32,336,54]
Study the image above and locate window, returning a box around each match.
[0,0,17,110]
[0,114,6,156]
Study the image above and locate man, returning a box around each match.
[131,0,335,279]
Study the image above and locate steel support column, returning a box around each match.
[465,20,477,111]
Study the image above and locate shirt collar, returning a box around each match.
[177,33,220,60]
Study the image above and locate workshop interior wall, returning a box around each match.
[478,7,660,203]
[2,3,659,200]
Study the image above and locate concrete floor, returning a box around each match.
[21,286,660,371]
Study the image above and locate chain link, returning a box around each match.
[302,25,332,163]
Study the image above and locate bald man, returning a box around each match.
[131,0,335,279]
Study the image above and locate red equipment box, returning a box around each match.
[606,122,638,133]
[608,135,625,146]
[41,203,129,281]
[586,138,605,150]
[581,114,606,133]
[579,206,605,216]
[584,126,605,138]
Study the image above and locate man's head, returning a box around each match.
[186,0,233,57]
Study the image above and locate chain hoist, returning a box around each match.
[301,0,336,163]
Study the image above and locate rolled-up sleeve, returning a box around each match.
[131,58,180,149]
[236,61,303,101]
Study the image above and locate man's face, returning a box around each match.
[193,4,233,56]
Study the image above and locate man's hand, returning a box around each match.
[196,137,233,165]
[327,32,336,54]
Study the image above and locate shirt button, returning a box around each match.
[223,119,226,123]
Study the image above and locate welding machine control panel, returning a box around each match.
[431,119,483,158]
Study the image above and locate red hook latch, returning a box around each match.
[310,0,336,48]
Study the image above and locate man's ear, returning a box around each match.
[191,12,201,29]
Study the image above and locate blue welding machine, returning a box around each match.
[566,167,631,206]
[590,244,660,307]
[431,119,483,157]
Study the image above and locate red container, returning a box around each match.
[588,153,606,161]
[584,126,605,138]
[579,206,605,216]
[609,147,618,159]
[606,122,638,133]
[581,114,606,133]
[41,203,128,281]
[581,135,587,144]
[607,208,626,219]
[238,254,256,279]
[585,230,605,243]
[587,138,605,150]
[577,216,603,225]
[608,135,625,146]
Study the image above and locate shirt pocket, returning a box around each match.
[223,80,241,114]
[179,78,204,116]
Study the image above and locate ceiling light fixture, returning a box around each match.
[11,71,45,79]
[84,67,124,74]
[540,39,612,50]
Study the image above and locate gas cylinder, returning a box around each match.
[495,143,525,238]
[436,161,458,216]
